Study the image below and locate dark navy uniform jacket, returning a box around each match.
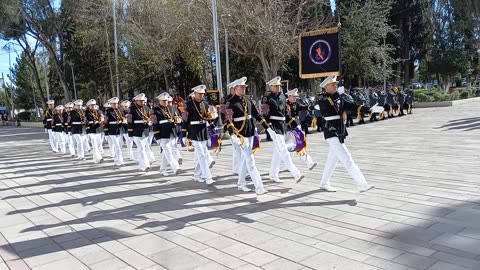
[318,92,371,143]
[225,95,270,137]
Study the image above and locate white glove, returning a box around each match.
[313,105,320,110]
[148,121,152,126]
[266,128,276,139]
[338,86,345,95]
[231,134,240,146]
[181,137,187,146]
[370,103,384,113]
[44,128,47,133]
[122,119,127,124]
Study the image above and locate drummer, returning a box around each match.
[286,88,317,170]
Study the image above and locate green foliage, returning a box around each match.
[16,111,32,121]
[460,91,469,99]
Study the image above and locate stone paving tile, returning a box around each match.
[2,102,480,269]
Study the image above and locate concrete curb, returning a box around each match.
[415,96,480,108]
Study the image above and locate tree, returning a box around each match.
[339,0,396,87]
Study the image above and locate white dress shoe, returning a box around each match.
[194,177,205,183]
[206,178,215,185]
[320,185,337,192]
[238,186,252,192]
[271,178,284,183]
[256,189,269,195]
[295,174,305,183]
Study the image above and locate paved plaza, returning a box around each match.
[1,101,480,270]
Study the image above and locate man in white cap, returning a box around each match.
[105,97,125,167]
[265,76,304,183]
[63,102,76,157]
[52,105,66,154]
[152,92,181,175]
[121,100,135,161]
[220,80,243,175]
[181,85,215,184]
[167,95,183,165]
[43,99,58,152]
[127,93,152,172]
[69,99,87,160]
[318,76,383,192]
[101,102,112,157]
[286,88,317,170]
[85,99,104,163]
[225,77,272,195]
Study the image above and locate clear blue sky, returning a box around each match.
[0,40,21,85]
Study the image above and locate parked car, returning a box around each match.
[412,82,424,89]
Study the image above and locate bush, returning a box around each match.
[416,93,430,102]
[475,90,480,97]
[17,111,32,121]
[460,91,469,99]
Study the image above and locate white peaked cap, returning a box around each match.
[266,76,282,86]
[191,85,206,93]
[320,76,338,88]
[286,88,299,97]
[86,99,97,106]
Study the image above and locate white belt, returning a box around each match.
[134,120,145,124]
[55,123,62,126]
[46,119,53,122]
[87,121,94,124]
[108,121,118,124]
[324,115,340,121]
[233,115,252,122]
[72,122,82,125]
[190,121,204,125]
[158,119,170,124]
[270,116,285,121]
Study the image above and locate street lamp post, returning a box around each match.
[211,0,223,101]
[220,14,231,86]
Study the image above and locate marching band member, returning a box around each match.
[102,102,114,158]
[226,77,272,194]
[105,97,125,167]
[64,102,76,157]
[153,93,181,176]
[43,99,58,152]
[145,98,156,164]
[221,81,242,174]
[52,105,66,154]
[128,93,152,172]
[85,99,104,163]
[181,85,215,185]
[168,95,183,165]
[121,100,135,160]
[285,88,317,171]
[69,99,87,160]
[317,76,382,192]
[265,76,304,183]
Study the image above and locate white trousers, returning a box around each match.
[88,133,103,163]
[133,136,151,171]
[232,143,242,174]
[238,136,265,193]
[270,133,301,179]
[147,131,155,162]
[320,137,369,189]
[159,138,180,174]
[53,131,66,154]
[171,137,182,162]
[192,140,212,180]
[99,132,105,155]
[47,129,57,152]
[299,153,315,168]
[123,133,135,160]
[84,133,91,152]
[105,135,113,157]
[73,134,86,159]
[66,132,75,156]
[109,135,124,166]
